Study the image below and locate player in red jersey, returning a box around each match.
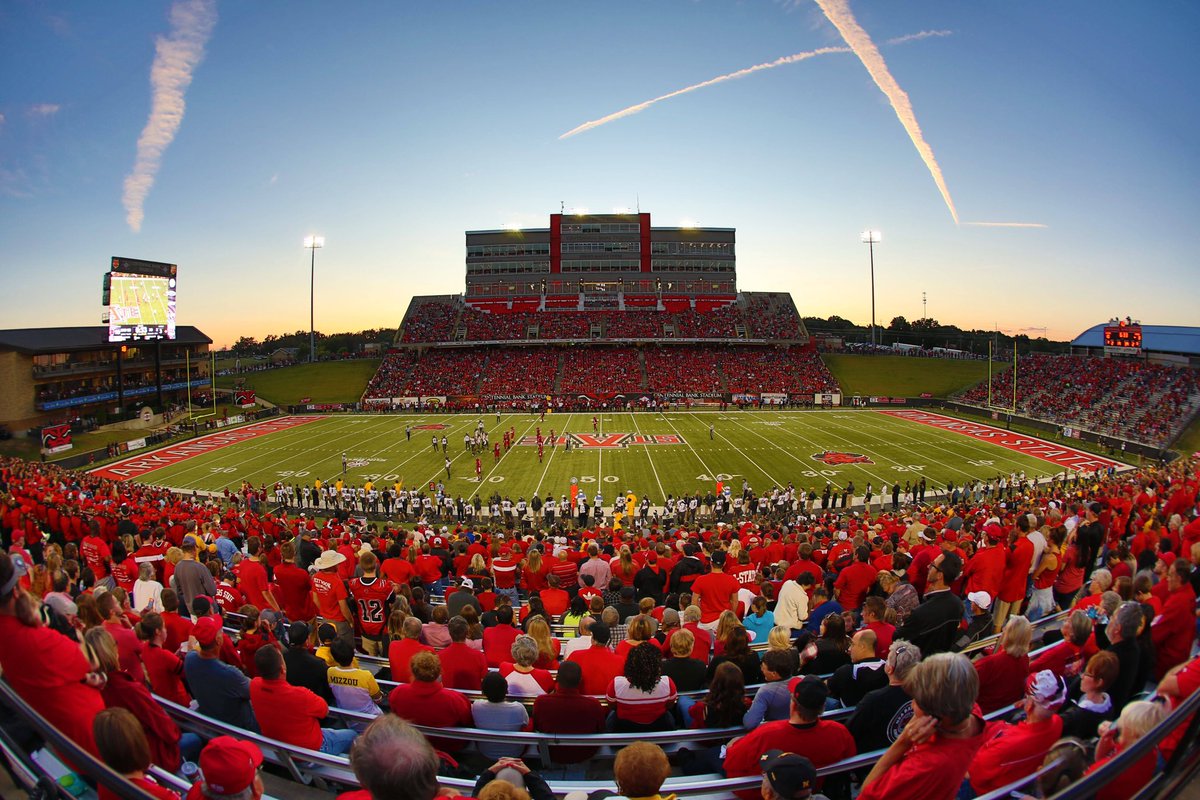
[349,551,394,657]
[475,458,483,479]
[494,443,501,463]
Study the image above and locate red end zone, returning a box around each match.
[90,416,323,481]
[878,410,1127,472]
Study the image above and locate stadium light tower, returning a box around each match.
[860,230,881,346]
[304,235,325,363]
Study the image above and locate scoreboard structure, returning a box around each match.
[1103,320,1142,354]
[103,257,178,343]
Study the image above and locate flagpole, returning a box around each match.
[987,340,993,408]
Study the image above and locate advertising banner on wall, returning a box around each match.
[41,424,73,454]
[234,389,256,408]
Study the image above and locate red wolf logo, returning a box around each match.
[811,451,874,465]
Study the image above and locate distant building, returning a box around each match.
[0,326,212,433]
[464,212,737,313]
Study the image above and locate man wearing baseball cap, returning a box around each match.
[723,677,856,800]
[760,751,829,800]
[186,736,264,800]
[965,670,1066,795]
[183,616,259,734]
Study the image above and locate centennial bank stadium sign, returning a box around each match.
[518,433,685,449]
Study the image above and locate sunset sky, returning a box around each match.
[2,1,1197,348]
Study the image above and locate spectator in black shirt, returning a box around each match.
[827,629,887,708]
[661,628,707,693]
[282,622,335,708]
[846,639,921,753]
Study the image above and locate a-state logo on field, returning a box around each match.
[518,433,685,449]
[811,451,874,465]
[413,424,447,430]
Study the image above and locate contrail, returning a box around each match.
[558,46,850,139]
[964,221,1048,228]
[122,0,217,233]
[887,29,952,46]
[813,0,959,224]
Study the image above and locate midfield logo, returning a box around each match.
[811,451,875,465]
[518,433,685,449]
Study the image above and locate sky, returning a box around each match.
[2,0,1198,348]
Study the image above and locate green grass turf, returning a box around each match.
[1173,416,1200,457]
[823,354,1010,398]
[215,360,381,405]
[128,410,1103,502]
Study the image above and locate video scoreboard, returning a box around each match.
[104,257,177,343]
[1103,323,1142,354]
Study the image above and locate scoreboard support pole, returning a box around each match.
[116,346,125,417]
[155,341,164,410]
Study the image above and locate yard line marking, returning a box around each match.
[688,412,782,487]
[628,412,665,501]
[846,411,1064,478]
[327,414,480,492]
[422,413,537,490]
[534,413,575,499]
[797,410,973,487]
[659,413,731,488]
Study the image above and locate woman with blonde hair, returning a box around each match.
[616,614,656,660]
[973,615,1033,714]
[525,615,560,669]
[612,546,637,587]
[1086,700,1168,800]
[466,553,490,579]
[83,626,183,770]
[764,625,800,675]
[713,609,742,657]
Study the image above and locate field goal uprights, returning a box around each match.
[184,349,218,423]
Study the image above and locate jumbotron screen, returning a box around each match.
[107,271,177,342]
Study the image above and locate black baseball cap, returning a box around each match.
[760,750,817,799]
[791,675,829,711]
[288,621,310,645]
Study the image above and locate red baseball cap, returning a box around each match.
[192,616,223,647]
[200,736,263,795]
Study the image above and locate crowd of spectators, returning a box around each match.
[958,354,1200,447]
[397,295,807,344]
[3,440,1198,800]
[477,350,556,396]
[557,347,642,394]
[723,346,840,395]
[644,345,725,393]
[745,294,802,340]
[399,299,459,344]
[363,344,843,400]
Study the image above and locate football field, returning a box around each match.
[92,410,1128,506]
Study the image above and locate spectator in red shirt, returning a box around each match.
[250,646,356,755]
[1085,700,1168,800]
[539,573,570,617]
[93,708,179,800]
[311,550,353,646]
[387,651,472,752]
[96,590,146,684]
[158,588,194,653]
[690,550,740,629]
[84,626,182,770]
[973,615,1034,714]
[1150,559,1198,679]
[994,519,1035,633]
[531,660,607,763]
[236,536,279,612]
[606,641,678,732]
[137,612,191,707]
[834,546,879,610]
[438,616,488,690]
[274,541,317,622]
[857,653,988,800]
[388,617,434,683]
[722,676,856,800]
[967,670,1067,794]
[483,605,521,667]
[862,596,895,660]
[1028,610,1096,680]
[565,621,624,695]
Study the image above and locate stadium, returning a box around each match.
[3,2,1200,798]
[1,208,1199,800]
